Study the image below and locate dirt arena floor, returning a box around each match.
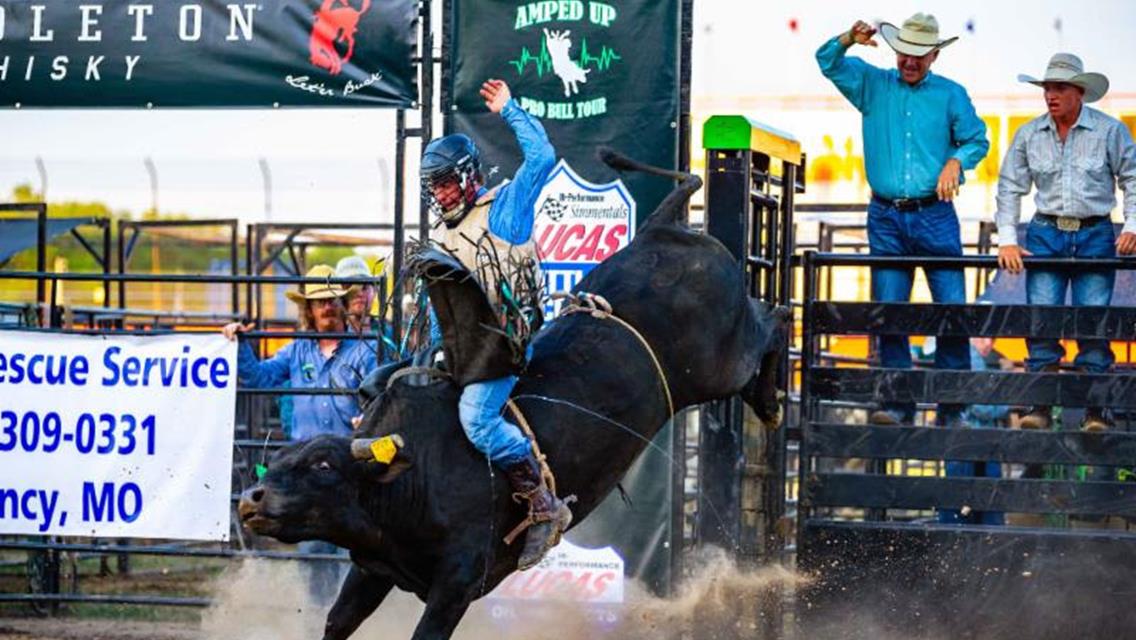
[0,619,197,640]
[0,552,802,640]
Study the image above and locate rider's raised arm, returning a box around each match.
[488,99,557,244]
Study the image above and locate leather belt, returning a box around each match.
[872,193,940,213]
[1034,213,1110,232]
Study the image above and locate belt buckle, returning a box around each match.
[1056,216,1081,232]
[892,198,913,211]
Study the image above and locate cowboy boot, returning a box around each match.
[1021,365,1060,430]
[1019,406,1052,430]
[1081,407,1112,432]
[504,455,573,571]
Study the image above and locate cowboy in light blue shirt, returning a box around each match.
[994,53,1136,432]
[222,264,379,440]
[222,263,379,604]
[817,14,989,426]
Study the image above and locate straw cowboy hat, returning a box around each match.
[1018,53,1109,103]
[285,264,350,304]
[879,13,958,57]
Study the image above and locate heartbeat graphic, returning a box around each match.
[577,39,621,71]
[507,38,622,77]
[508,39,554,77]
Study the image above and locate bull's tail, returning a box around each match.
[597,147,702,228]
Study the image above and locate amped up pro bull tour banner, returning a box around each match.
[448,0,682,594]
[447,0,681,229]
[0,332,236,541]
[0,0,417,107]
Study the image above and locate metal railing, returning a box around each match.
[794,250,1136,638]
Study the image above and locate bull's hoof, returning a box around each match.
[518,504,573,571]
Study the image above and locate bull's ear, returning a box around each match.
[351,435,413,483]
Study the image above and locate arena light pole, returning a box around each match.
[143,157,158,216]
[34,156,48,200]
[258,157,273,222]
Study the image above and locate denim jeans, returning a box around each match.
[868,198,969,419]
[458,375,533,467]
[940,424,1005,525]
[1024,217,1116,373]
[939,458,1005,526]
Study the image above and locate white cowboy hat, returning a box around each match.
[335,255,374,282]
[878,13,958,57]
[1018,53,1109,103]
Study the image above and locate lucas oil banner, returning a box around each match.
[534,159,635,317]
[0,1,417,107]
[447,0,681,225]
[0,332,236,541]
[485,540,624,629]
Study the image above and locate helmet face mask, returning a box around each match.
[424,164,479,225]
[421,135,482,227]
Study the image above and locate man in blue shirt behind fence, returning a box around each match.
[222,264,377,440]
[222,263,378,606]
[817,13,990,426]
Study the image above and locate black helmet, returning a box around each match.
[421,134,482,226]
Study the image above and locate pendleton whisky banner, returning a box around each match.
[0,1,417,108]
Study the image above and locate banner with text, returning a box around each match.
[0,332,236,540]
[448,0,680,222]
[533,159,634,316]
[0,0,416,107]
[485,539,624,630]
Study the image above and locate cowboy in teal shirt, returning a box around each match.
[817,14,989,427]
[816,17,989,200]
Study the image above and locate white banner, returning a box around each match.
[535,159,636,318]
[488,539,624,603]
[0,332,236,541]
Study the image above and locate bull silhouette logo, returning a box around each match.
[309,0,372,75]
[543,29,590,97]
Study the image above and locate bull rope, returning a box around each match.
[385,291,671,547]
[554,291,674,418]
[500,292,673,546]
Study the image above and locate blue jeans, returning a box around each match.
[941,409,1005,525]
[459,375,532,467]
[868,198,969,419]
[1024,217,1116,373]
[939,457,1005,525]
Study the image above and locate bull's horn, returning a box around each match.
[351,434,405,462]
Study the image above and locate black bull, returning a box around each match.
[238,149,789,640]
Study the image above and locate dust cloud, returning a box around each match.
[201,549,804,640]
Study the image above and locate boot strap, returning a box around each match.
[503,495,576,546]
[503,516,536,546]
[503,400,578,546]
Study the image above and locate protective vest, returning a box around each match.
[432,191,543,314]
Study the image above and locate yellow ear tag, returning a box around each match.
[370,436,399,464]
